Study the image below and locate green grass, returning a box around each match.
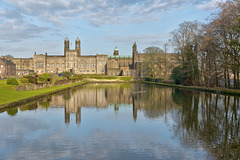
[118,77,133,81]
[0,80,87,105]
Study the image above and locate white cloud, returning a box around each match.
[0,9,48,42]
[2,0,218,26]
[196,0,226,10]
[105,33,170,47]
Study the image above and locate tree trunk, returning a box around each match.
[227,70,231,88]
[237,68,239,89]
[233,70,237,89]
[224,69,227,88]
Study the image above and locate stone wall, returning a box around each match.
[16,79,77,91]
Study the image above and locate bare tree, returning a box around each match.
[170,21,202,85]
[142,46,165,79]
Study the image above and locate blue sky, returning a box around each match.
[0,0,225,58]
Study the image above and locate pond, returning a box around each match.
[0,83,239,160]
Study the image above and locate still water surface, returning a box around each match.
[0,83,239,160]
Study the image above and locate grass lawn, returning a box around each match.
[0,79,87,105]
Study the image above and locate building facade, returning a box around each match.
[1,37,177,78]
[0,58,16,78]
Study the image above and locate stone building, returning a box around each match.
[0,58,16,78]
[2,37,177,78]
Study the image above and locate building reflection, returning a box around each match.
[42,83,137,124]
[3,83,177,125]
[3,83,180,125]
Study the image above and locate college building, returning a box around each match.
[0,37,177,78]
[0,58,16,78]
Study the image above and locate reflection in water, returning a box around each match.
[1,83,239,159]
[171,88,240,159]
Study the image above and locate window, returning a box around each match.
[101,69,104,72]
[0,70,1,73]
[81,64,84,68]
[92,70,95,72]
[57,63,60,67]
[52,64,55,68]
[87,70,89,72]
[62,64,65,68]
[36,62,43,68]
[80,70,82,72]
[47,64,50,68]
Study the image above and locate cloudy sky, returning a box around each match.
[0,0,224,58]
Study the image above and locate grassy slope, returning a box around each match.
[0,80,86,105]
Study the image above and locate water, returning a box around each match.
[0,83,239,160]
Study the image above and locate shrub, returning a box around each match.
[7,78,19,85]
[20,78,29,83]
[62,71,72,79]
[38,76,45,82]
[146,77,153,82]
[184,79,192,86]
[39,73,50,82]
[24,75,37,84]
[171,66,186,84]
[47,77,52,82]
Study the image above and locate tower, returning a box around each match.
[132,42,138,69]
[113,47,119,56]
[64,37,70,56]
[75,37,81,56]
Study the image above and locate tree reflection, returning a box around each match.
[132,84,180,119]
[19,102,38,111]
[7,108,18,116]
[171,88,240,159]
